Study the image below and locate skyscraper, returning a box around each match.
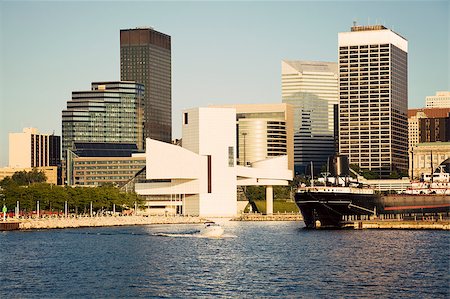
[282,60,338,174]
[120,27,172,143]
[338,25,408,177]
[62,81,145,158]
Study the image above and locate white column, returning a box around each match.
[266,186,273,215]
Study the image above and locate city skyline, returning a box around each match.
[1,1,448,167]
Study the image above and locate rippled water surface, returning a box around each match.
[1,221,449,298]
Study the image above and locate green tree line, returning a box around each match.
[0,170,142,215]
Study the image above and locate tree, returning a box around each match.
[245,186,265,202]
[9,169,47,185]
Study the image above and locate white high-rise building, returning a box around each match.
[338,25,408,177]
[9,128,61,168]
[426,91,450,108]
[282,60,338,174]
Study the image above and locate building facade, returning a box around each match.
[409,142,450,180]
[120,27,172,143]
[0,166,59,185]
[408,108,450,149]
[338,25,408,177]
[211,103,294,170]
[65,143,145,186]
[62,81,145,158]
[9,128,61,169]
[134,107,293,217]
[425,91,450,108]
[281,60,338,174]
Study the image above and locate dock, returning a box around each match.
[348,220,450,230]
[0,222,20,231]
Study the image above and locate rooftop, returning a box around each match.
[351,25,387,32]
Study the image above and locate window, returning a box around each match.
[207,155,212,193]
[228,146,234,167]
[184,112,188,125]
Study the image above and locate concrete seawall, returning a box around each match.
[232,213,303,221]
[1,215,206,231]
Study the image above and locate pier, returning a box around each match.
[348,220,450,230]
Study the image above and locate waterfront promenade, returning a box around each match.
[0,215,205,230]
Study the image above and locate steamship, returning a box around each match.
[295,156,450,229]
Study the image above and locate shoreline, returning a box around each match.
[232,213,303,221]
[0,215,207,231]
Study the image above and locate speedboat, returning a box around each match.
[200,222,224,237]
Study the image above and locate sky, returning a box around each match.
[0,0,448,167]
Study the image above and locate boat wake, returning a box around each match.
[152,231,235,239]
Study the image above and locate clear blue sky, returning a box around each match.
[0,1,448,167]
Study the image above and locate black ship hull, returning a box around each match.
[295,191,450,229]
[295,191,380,228]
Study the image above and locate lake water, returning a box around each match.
[1,221,449,298]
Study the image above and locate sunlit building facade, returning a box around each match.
[282,60,338,174]
[65,142,145,186]
[120,27,172,143]
[425,91,450,108]
[62,81,145,159]
[211,103,294,170]
[408,108,450,150]
[9,127,60,169]
[338,25,408,177]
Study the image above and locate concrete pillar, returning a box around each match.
[266,186,273,215]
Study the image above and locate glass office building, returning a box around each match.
[65,142,145,186]
[120,27,172,143]
[62,81,145,159]
[282,60,338,174]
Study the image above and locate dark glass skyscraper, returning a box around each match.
[120,27,172,144]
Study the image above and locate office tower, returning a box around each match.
[9,127,61,168]
[120,27,172,143]
[338,25,408,177]
[282,60,338,174]
[211,103,294,170]
[426,91,450,108]
[62,81,145,158]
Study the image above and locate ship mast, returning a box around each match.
[430,150,433,183]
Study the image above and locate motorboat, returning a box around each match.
[200,222,224,237]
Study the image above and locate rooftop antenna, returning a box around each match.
[353,20,357,27]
